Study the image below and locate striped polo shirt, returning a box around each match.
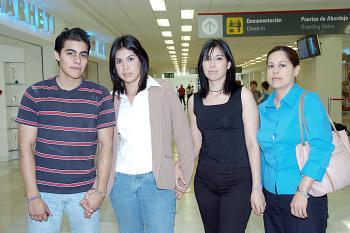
[16,77,116,194]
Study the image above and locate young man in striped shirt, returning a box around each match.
[16,28,115,233]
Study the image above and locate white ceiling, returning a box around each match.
[41,0,350,74]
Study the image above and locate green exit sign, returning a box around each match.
[164,73,174,78]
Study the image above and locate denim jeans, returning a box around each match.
[28,192,100,233]
[110,172,176,233]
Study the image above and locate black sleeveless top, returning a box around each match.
[194,87,250,167]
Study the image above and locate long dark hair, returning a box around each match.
[109,35,149,97]
[197,39,239,98]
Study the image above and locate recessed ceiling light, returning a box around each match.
[165,40,174,44]
[169,51,176,54]
[149,0,166,11]
[182,53,188,56]
[181,48,189,52]
[170,55,177,58]
[181,36,191,41]
[181,9,194,19]
[181,25,192,32]
[162,31,172,37]
[157,19,170,27]
[181,43,189,47]
[167,46,175,50]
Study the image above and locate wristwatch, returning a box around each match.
[296,186,310,199]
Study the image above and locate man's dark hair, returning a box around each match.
[54,27,91,54]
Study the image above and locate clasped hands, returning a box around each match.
[79,189,105,218]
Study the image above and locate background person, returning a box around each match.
[186,84,193,106]
[250,80,261,103]
[257,81,270,104]
[178,84,186,106]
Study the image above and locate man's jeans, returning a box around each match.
[110,172,176,233]
[28,192,99,233]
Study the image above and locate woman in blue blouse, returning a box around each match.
[257,46,334,233]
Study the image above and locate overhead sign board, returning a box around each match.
[0,0,55,34]
[198,15,223,38]
[198,9,350,38]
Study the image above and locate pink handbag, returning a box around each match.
[296,92,350,197]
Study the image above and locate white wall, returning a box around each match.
[42,46,59,79]
[0,44,25,161]
[0,35,43,86]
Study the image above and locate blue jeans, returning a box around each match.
[110,172,176,233]
[28,192,100,233]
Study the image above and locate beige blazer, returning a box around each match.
[106,79,194,195]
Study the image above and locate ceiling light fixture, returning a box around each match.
[162,31,172,37]
[181,25,192,32]
[181,9,194,19]
[157,19,170,27]
[181,36,191,41]
[164,40,174,44]
[149,0,166,11]
[181,43,189,47]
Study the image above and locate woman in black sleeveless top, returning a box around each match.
[188,39,265,233]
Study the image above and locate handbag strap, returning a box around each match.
[298,92,309,145]
[298,92,342,142]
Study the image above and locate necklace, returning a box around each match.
[209,88,223,92]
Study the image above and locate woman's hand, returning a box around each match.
[174,160,187,200]
[290,192,308,219]
[251,189,266,216]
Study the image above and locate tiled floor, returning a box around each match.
[1,160,350,233]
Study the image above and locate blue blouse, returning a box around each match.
[257,84,334,194]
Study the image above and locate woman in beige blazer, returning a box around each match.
[106,35,194,233]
